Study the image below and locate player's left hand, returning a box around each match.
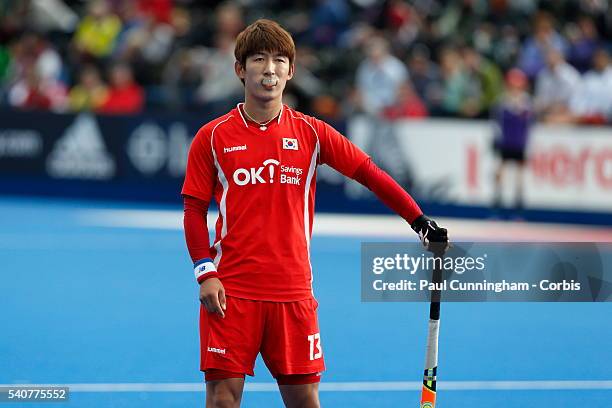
[411,214,449,253]
[199,277,226,318]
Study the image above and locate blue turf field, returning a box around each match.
[1,197,611,407]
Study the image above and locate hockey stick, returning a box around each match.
[419,248,444,408]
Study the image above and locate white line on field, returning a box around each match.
[2,380,612,393]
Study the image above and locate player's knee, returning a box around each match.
[207,387,242,408]
[209,393,240,408]
[205,373,244,408]
[298,393,320,408]
[278,377,321,408]
[281,390,320,408]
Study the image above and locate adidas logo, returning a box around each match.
[46,114,115,180]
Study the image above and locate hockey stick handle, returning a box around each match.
[429,254,443,320]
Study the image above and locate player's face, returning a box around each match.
[235,51,294,103]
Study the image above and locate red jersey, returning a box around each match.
[182,104,369,301]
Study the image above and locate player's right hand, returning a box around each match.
[199,278,227,318]
[411,214,449,254]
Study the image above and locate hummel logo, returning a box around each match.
[223,145,247,153]
[207,347,226,355]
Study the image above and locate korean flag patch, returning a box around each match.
[283,138,298,150]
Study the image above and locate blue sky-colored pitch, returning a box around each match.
[0,197,611,407]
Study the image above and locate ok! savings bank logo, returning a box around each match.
[232,159,303,186]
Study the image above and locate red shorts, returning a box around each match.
[199,296,325,378]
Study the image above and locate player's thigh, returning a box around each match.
[279,382,320,408]
[261,298,325,376]
[206,377,245,408]
[200,296,264,375]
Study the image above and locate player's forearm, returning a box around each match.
[183,195,212,262]
[183,195,219,283]
[352,158,422,223]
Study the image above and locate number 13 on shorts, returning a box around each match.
[308,333,322,360]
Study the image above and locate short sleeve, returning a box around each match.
[181,126,216,202]
[315,118,369,178]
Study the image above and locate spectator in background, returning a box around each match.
[113,2,147,60]
[72,0,122,60]
[141,9,175,63]
[193,33,242,116]
[462,44,503,117]
[169,5,194,49]
[307,0,351,47]
[136,0,173,25]
[9,32,64,85]
[493,25,521,71]
[215,2,245,41]
[438,46,481,117]
[355,36,408,116]
[1,0,611,123]
[518,11,568,79]
[570,48,612,125]
[382,81,428,120]
[162,1,245,108]
[161,47,201,110]
[0,1,28,43]
[384,0,421,49]
[98,62,144,114]
[470,21,497,59]
[406,44,443,114]
[6,32,67,111]
[434,0,486,43]
[534,48,580,123]
[8,65,67,111]
[286,45,325,111]
[492,68,533,212]
[68,64,108,112]
[353,35,414,190]
[115,10,175,85]
[566,15,601,73]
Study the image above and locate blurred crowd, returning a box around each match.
[1,0,611,125]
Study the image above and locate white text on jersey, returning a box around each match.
[223,145,247,154]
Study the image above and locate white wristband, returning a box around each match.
[194,258,217,281]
